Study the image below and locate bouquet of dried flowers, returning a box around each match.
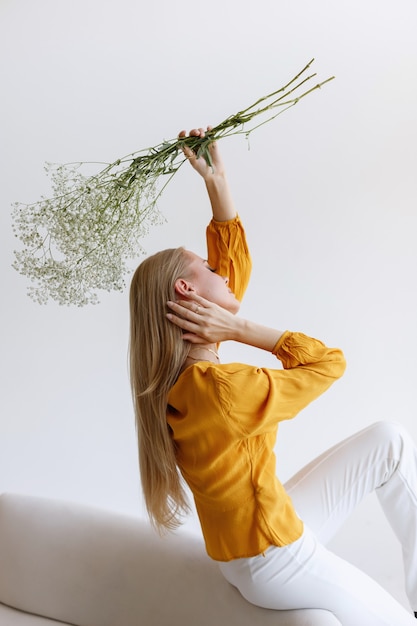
[12,59,334,306]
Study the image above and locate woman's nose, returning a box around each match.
[223,276,229,285]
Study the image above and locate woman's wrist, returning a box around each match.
[204,172,236,222]
[203,169,227,188]
[233,317,284,352]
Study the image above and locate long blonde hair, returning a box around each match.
[129,247,192,531]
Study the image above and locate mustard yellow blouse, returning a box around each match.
[167,216,346,561]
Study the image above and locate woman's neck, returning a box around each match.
[185,345,220,366]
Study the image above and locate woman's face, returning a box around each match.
[178,251,240,314]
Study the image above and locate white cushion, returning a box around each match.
[0,603,72,626]
[0,493,341,626]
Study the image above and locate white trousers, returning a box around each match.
[219,421,417,625]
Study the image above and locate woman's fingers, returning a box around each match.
[166,296,237,345]
[176,292,210,307]
[178,128,205,141]
[166,309,197,329]
[167,294,215,319]
[166,299,214,342]
[166,312,206,344]
[167,299,205,320]
[177,127,219,176]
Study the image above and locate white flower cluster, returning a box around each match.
[12,162,165,306]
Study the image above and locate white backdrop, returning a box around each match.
[1,0,416,610]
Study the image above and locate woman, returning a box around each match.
[129,128,417,625]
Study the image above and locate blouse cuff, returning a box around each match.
[271,331,291,356]
[209,214,241,227]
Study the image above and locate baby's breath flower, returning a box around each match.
[12,60,334,306]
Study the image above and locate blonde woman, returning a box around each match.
[129,128,417,625]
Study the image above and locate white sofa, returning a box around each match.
[0,493,341,626]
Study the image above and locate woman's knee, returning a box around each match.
[366,420,408,444]
[365,420,414,463]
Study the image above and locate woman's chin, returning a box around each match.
[229,300,241,315]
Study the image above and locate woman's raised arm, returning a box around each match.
[179,127,236,222]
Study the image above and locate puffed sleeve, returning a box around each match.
[216,332,346,436]
[206,215,252,302]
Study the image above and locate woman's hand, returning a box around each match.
[167,292,284,351]
[178,127,226,180]
[167,292,239,344]
[178,127,236,221]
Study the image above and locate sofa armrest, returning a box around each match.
[0,602,73,626]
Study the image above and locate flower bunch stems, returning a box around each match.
[12,59,334,306]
